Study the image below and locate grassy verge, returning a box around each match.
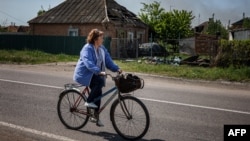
[114,60,250,82]
[0,49,249,82]
[0,49,78,64]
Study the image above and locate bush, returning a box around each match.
[214,40,250,67]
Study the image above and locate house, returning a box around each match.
[229,17,250,40]
[0,22,30,34]
[7,23,19,32]
[194,21,209,33]
[28,0,148,58]
[179,19,218,56]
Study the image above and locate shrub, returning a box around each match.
[214,40,250,67]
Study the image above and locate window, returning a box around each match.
[68,27,79,36]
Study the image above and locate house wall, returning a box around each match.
[30,23,147,40]
[234,30,250,40]
[29,23,110,36]
[29,23,148,58]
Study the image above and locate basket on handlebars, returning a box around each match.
[114,73,144,93]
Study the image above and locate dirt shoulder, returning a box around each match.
[1,62,249,90]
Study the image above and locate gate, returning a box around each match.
[111,38,139,58]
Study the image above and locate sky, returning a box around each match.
[0,0,249,27]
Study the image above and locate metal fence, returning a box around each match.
[110,38,139,58]
[0,34,111,55]
[110,38,218,60]
[0,34,220,63]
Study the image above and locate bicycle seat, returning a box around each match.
[64,83,84,89]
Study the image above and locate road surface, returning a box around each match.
[0,63,249,141]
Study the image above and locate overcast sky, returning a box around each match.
[0,0,249,27]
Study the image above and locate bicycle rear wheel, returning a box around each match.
[57,90,89,130]
[110,96,150,140]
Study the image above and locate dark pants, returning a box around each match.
[88,74,104,112]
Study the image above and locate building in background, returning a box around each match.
[28,0,148,58]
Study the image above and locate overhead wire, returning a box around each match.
[0,10,27,25]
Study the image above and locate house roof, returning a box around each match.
[28,0,146,27]
[7,25,18,32]
[231,17,250,26]
[230,17,250,30]
[194,21,208,33]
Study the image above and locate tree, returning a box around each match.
[164,10,194,40]
[37,6,46,16]
[138,1,165,40]
[206,18,228,39]
[243,18,250,28]
[138,1,194,42]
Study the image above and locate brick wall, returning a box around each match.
[29,23,148,58]
[29,23,114,36]
[195,33,218,56]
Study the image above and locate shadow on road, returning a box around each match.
[78,130,164,141]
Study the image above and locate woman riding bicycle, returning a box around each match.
[73,29,122,127]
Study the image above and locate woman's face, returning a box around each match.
[95,35,104,47]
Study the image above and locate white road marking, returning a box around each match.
[0,78,250,140]
[1,78,250,116]
[0,121,78,141]
[0,78,63,89]
[139,97,250,115]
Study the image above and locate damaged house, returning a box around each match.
[229,17,250,40]
[28,0,148,57]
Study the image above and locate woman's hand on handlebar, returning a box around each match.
[99,71,106,76]
[117,69,122,74]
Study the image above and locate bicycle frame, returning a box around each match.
[66,73,132,118]
[81,86,119,114]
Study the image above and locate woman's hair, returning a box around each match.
[87,29,104,44]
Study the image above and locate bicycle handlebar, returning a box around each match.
[105,72,122,79]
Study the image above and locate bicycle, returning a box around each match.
[57,73,150,140]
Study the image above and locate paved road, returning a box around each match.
[0,67,250,141]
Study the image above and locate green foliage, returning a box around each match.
[0,49,249,82]
[37,6,46,16]
[0,27,7,32]
[0,49,78,64]
[115,60,250,82]
[138,1,165,36]
[163,10,194,40]
[243,18,250,28]
[215,40,250,67]
[206,18,228,39]
[37,10,46,16]
[138,1,194,41]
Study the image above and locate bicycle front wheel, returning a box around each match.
[110,96,150,140]
[57,90,89,130]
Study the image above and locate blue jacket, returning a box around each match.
[73,43,119,86]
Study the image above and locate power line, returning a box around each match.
[0,10,27,25]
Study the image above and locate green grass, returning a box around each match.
[0,49,249,82]
[115,60,250,82]
[0,49,78,64]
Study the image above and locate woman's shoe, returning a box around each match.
[84,102,98,108]
[96,119,104,127]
